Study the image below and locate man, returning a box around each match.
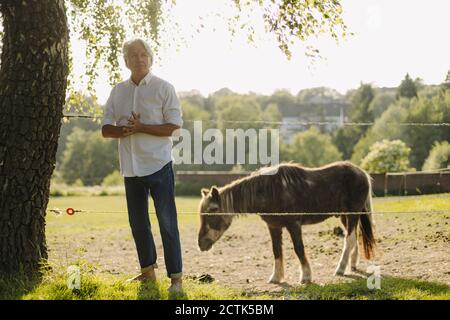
[101,38,183,293]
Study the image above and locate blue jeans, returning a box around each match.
[124,161,182,279]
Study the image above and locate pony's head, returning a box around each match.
[198,186,233,251]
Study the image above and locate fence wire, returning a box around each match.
[62,114,450,127]
[48,208,450,216]
[55,114,450,216]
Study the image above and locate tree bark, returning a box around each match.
[0,0,69,275]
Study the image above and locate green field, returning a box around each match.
[1,194,449,300]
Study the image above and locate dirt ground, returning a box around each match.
[47,212,450,295]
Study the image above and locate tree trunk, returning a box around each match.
[0,0,69,275]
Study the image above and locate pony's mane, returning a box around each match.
[217,161,357,214]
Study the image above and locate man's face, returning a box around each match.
[126,42,151,75]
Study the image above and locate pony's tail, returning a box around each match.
[359,173,376,260]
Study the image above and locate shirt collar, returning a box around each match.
[142,71,153,85]
[128,71,153,86]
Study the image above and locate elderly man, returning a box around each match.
[101,38,183,293]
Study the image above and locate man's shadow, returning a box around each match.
[168,289,188,300]
[137,280,162,300]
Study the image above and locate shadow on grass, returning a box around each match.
[136,280,162,300]
[0,273,42,300]
[284,276,450,300]
[3,270,448,300]
[168,290,188,300]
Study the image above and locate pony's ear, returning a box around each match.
[201,188,209,198]
[210,186,220,202]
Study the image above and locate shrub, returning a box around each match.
[422,141,450,171]
[361,139,414,173]
[102,171,123,187]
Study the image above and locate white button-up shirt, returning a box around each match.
[102,72,183,177]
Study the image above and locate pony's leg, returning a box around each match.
[350,230,360,271]
[286,222,312,284]
[268,226,284,284]
[335,215,358,276]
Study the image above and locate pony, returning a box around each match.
[198,161,376,284]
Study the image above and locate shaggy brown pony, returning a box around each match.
[198,161,376,284]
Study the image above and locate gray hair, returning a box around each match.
[122,38,154,66]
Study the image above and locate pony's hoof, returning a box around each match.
[351,266,358,272]
[300,278,312,284]
[334,269,345,276]
[268,275,284,284]
[268,279,281,284]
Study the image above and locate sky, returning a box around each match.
[71,0,450,104]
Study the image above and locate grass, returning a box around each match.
[2,268,448,300]
[1,194,448,300]
[285,277,450,300]
[374,194,450,213]
[0,262,269,300]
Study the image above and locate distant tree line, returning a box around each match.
[54,72,450,186]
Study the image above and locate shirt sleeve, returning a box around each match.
[102,86,116,126]
[162,84,183,127]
